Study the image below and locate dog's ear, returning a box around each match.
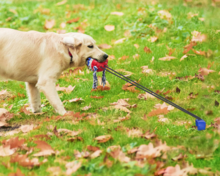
[62,36,82,47]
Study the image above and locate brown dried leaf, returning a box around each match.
[104,25,115,31]
[111,12,124,16]
[148,36,158,42]
[69,98,84,103]
[159,55,176,61]
[183,41,197,54]
[98,44,112,49]
[0,145,16,156]
[33,140,55,156]
[67,17,80,24]
[144,46,152,53]
[142,131,157,139]
[147,107,169,117]
[198,67,215,76]
[127,128,143,137]
[47,166,62,176]
[192,49,206,56]
[90,95,104,99]
[180,55,187,61]
[141,66,153,74]
[44,19,55,30]
[56,0,67,5]
[91,150,102,159]
[20,124,34,133]
[94,135,112,143]
[8,169,25,176]
[87,146,100,152]
[65,161,81,175]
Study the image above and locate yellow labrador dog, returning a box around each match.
[0,28,108,115]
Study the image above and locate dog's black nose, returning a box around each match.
[103,54,108,60]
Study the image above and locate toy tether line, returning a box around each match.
[86,58,206,131]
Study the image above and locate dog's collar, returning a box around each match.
[68,49,73,64]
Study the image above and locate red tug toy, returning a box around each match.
[86,58,108,89]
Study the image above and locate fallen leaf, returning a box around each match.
[67,137,83,142]
[65,161,81,175]
[33,140,55,156]
[141,66,153,74]
[124,30,131,37]
[47,167,62,176]
[20,124,34,133]
[159,55,176,61]
[192,49,206,56]
[56,0,67,5]
[20,106,31,115]
[91,86,111,92]
[104,25,115,31]
[112,105,131,113]
[0,145,15,156]
[122,82,139,93]
[148,36,158,42]
[108,55,115,60]
[134,44,139,48]
[111,12,124,16]
[69,98,84,103]
[81,104,92,111]
[57,128,82,136]
[158,10,172,20]
[94,135,112,143]
[191,31,206,43]
[87,146,100,152]
[8,169,25,176]
[113,116,129,123]
[180,55,187,61]
[172,153,187,161]
[91,95,104,99]
[10,154,40,168]
[56,85,75,94]
[118,55,129,61]
[109,148,130,163]
[98,44,112,49]
[147,107,169,117]
[187,12,198,19]
[114,38,126,44]
[67,17,80,24]
[2,137,25,149]
[176,87,181,93]
[44,19,55,30]
[144,46,152,53]
[127,128,143,137]
[142,131,157,139]
[90,150,102,159]
[133,54,140,60]
[154,102,174,111]
[60,22,66,28]
[198,68,215,76]
[110,99,130,107]
[183,41,197,54]
[137,93,155,100]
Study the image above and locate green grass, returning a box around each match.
[0,0,220,175]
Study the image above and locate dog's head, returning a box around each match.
[62,33,108,67]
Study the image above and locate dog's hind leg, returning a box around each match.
[36,78,66,115]
[26,82,41,113]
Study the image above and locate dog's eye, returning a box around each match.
[88,45,94,48]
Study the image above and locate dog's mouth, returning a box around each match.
[86,57,99,62]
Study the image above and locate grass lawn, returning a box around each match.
[0,0,220,175]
